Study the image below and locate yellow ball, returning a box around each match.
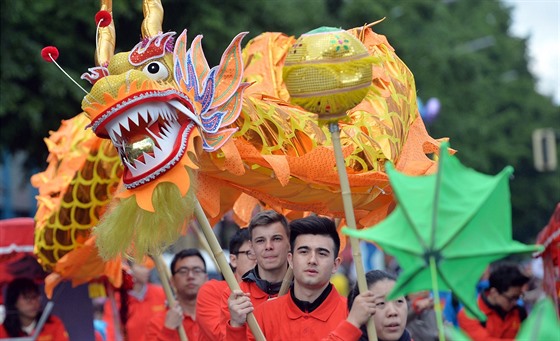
[283,27,374,122]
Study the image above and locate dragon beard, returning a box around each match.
[94,169,197,261]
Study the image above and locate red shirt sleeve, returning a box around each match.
[196,280,229,341]
[323,320,362,341]
[144,311,177,341]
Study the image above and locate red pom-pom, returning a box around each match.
[95,10,112,27]
[41,46,59,62]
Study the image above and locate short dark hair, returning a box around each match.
[289,216,340,258]
[229,228,251,254]
[347,270,397,310]
[170,248,207,275]
[248,210,289,239]
[489,262,529,293]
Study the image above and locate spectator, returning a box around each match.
[458,262,530,340]
[145,248,208,341]
[0,277,69,339]
[227,215,378,340]
[223,210,291,339]
[348,270,411,341]
[196,227,256,340]
[125,259,166,341]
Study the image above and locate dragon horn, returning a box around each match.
[141,0,164,38]
[96,0,116,66]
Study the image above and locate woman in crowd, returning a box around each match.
[0,277,69,339]
[348,270,411,341]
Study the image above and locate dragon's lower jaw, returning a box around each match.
[104,102,197,189]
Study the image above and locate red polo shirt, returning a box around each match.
[226,286,362,341]
[144,310,200,341]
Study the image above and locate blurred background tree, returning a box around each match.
[0,0,557,242]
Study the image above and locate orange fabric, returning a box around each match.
[226,288,361,341]
[0,315,69,341]
[45,236,122,298]
[196,279,230,341]
[32,114,122,271]
[144,310,200,341]
[457,294,523,341]
[125,284,167,341]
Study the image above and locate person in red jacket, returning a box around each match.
[458,262,530,340]
[196,227,256,341]
[145,248,208,341]
[227,216,377,341]
[125,260,167,341]
[222,210,291,339]
[0,277,69,340]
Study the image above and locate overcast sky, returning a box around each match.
[504,0,559,105]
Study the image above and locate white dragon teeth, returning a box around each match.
[123,157,137,172]
[139,107,150,123]
[105,102,188,178]
[169,100,201,126]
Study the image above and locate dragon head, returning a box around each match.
[81,0,247,211]
[79,0,247,259]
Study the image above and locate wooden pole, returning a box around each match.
[278,267,293,296]
[190,221,220,272]
[329,122,378,341]
[193,200,266,341]
[153,254,189,341]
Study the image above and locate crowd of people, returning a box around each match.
[0,210,549,340]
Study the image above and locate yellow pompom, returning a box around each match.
[283,27,375,123]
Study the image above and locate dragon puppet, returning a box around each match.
[32,0,444,290]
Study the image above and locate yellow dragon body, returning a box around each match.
[32,0,442,289]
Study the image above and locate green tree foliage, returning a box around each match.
[0,0,557,241]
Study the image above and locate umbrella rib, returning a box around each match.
[438,166,513,252]
[430,153,444,251]
[395,266,425,292]
[401,206,429,251]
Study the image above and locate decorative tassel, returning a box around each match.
[94,174,197,260]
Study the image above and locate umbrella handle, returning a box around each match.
[330,123,378,341]
[429,256,445,341]
[193,200,267,341]
[278,267,293,296]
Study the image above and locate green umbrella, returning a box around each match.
[515,298,559,340]
[444,325,472,341]
[343,142,542,340]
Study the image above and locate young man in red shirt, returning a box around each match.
[145,248,208,341]
[196,228,257,341]
[223,210,291,339]
[227,215,377,341]
[458,263,530,340]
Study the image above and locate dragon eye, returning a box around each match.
[142,61,169,80]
